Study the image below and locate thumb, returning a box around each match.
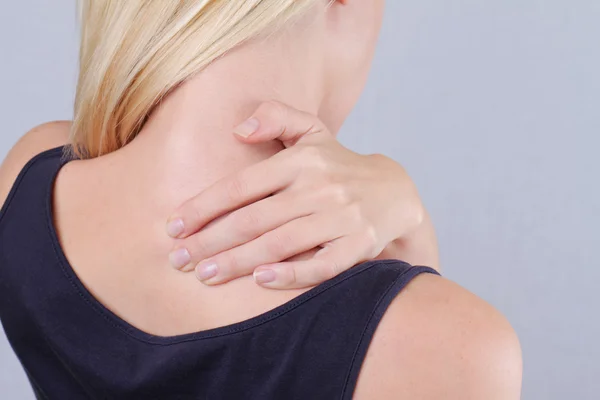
[233,100,332,148]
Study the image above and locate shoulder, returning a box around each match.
[0,121,71,206]
[354,273,522,400]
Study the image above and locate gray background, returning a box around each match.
[1,1,598,398]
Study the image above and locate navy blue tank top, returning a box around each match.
[0,147,439,399]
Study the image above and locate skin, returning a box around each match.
[166,100,439,289]
[0,1,522,398]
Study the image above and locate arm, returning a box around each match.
[166,101,438,289]
[376,209,440,271]
[354,274,522,399]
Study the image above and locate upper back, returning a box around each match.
[0,123,522,399]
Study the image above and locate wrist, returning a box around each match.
[376,211,440,271]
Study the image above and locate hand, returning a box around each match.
[166,101,429,289]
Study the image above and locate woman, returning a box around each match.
[0,0,522,399]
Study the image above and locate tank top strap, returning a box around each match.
[0,146,70,230]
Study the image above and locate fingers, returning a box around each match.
[169,190,317,272]
[166,101,338,249]
[166,150,293,239]
[233,100,332,147]
[190,210,352,285]
[253,234,375,290]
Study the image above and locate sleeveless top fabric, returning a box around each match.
[0,147,439,400]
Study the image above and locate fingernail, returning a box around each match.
[166,218,185,238]
[233,117,260,138]
[254,268,277,284]
[196,261,219,281]
[169,248,191,269]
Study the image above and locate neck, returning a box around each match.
[109,36,329,217]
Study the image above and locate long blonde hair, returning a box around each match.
[71,0,318,158]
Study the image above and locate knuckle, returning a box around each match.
[233,208,261,237]
[260,100,287,121]
[300,145,321,159]
[189,198,205,223]
[289,266,298,285]
[281,264,298,286]
[265,232,292,259]
[189,234,213,260]
[340,203,365,227]
[289,146,308,166]
[328,184,352,206]
[221,252,242,275]
[321,260,340,281]
[226,175,248,202]
[300,146,328,171]
[259,100,288,137]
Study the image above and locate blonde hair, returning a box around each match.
[71,0,318,158]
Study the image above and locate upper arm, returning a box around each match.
[354,273,523,400]
[0,121,71,207]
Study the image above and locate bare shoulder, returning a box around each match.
[0,121,71,206]
[353,273,523,400]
